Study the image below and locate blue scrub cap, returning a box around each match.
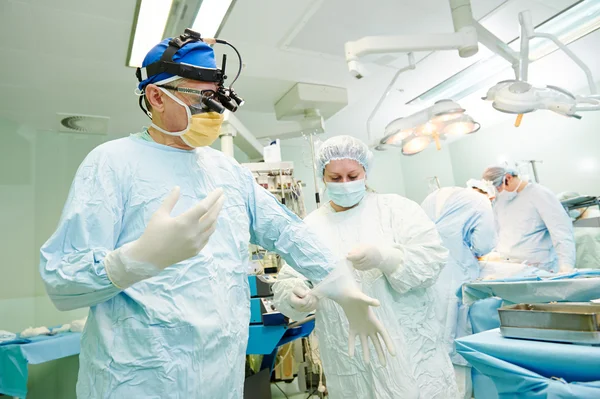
[137,38,217,91]
[482,165,518,187]
[316,135,373,178]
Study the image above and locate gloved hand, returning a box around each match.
[339,291,395,366]
[347,245,403,275]
[290,285,318,313]
[105,186,225,289]
[311,262,396,365]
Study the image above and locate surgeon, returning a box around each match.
[557,192,600,269]
[421,179,497,398]
[272,135,458,399]
[482,166,575,272]
[468,178,495,201]
[39,31,386,399]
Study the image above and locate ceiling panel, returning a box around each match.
[285,0,507,57]
[220,0,318,47]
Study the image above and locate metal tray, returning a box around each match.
[500,326,600,345]
[498,302,600,345]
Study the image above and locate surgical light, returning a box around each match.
[443,115,479,135]
[402,137,431,155]
[384,128,413,145]
[380,100,479,155]
[410,0,600,104]
[482,10,600,121]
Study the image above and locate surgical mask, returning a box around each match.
[496,180,523,202]
[326,179,366,208]
[569,208,587,221]
[151,88,224,147]
[568,209,581,221]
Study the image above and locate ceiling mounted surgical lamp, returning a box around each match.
[483,10,600,125]
[378,100,480,155]
[345,0,519,144]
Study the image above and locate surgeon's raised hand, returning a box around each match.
[105,187,225,289]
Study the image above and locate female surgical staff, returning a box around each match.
[272,136,458,399]
[482,166,575,272]
[421,181,497,398]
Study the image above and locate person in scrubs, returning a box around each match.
[421,181,497,398]
[482,166,575,272]
[39,33,382,399]
[273,135,458,399]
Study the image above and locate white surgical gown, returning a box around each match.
[40,135,335,399]
[421,188,496,366]
[493,183,575,272]
[273,193,458,399]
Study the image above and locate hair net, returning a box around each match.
[482,165,518,187]
[316,135,373,178]
[137,39,216,91]
[466,179,495,198]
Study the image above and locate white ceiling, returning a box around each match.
[0,0,592,148]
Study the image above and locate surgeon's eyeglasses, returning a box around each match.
[158,85,225,114]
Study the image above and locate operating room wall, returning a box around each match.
[399,146,457,204]
[0,117,93,333]
[390,109,600,201]
[448,109,600,195]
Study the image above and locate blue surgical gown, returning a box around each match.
[39,135,335,399]
[493,183,575,272]
[421,187,496,365]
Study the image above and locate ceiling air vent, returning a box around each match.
[56,113,110,135]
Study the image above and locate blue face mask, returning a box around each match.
[326,179,366,208]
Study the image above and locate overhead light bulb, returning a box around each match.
[416,122,438,136]
[402,136,431,155]
[384,129,413,146]
[443,116,480,135]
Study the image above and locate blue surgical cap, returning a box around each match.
[316,135,373,178]
[137,38,217,91]
[482,165,518,187]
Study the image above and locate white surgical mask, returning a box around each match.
[326,179,366,208]
[496,180,523,202]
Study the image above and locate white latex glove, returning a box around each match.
[290,285,319,313]
[51,324,71,334]
[347,245,402,275]
[70,318,87,333]
[21,326,51,338]
[311,262,396,365]
[105,187,225,289]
